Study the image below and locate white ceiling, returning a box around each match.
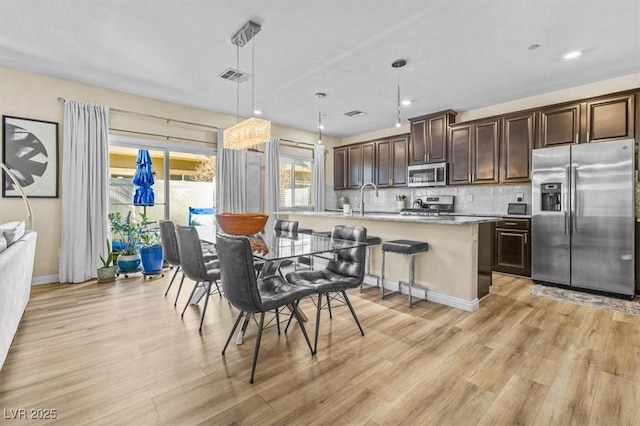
[1,1,639,138]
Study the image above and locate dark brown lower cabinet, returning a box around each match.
[493,219,531,277]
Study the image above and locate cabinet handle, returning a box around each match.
[587,131,590,142]
[504,222,518,226]
[524,234,527,244]
[575,132,579,143]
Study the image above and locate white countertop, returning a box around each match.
[277,211,500,225]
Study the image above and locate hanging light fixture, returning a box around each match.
[224,21,272,150]
[392,59,406,128]
[315,92,326,144]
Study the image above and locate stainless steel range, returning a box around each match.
[401,196,455,216]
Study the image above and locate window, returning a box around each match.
[279,156,312,208]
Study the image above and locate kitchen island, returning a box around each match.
[277,211,499,311]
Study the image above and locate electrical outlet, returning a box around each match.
[516,193,524,202]
[466,194,473,202]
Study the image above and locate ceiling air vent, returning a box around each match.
[344,110,368,118]
[218,68,251,83]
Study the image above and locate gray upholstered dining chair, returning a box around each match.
[254,219,300,278]
[159,220,216,307]
[216,233,316,383]
[285,225,367,354]
[175,226,221,332]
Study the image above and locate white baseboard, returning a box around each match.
[362,275,479,312]
[31,274,59,285]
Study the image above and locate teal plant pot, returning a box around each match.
[117,253,141,272]
[141,245,164,274]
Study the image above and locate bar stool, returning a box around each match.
[360,236,381,292]
[381,239,429,308]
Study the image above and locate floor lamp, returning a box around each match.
[1,163,34,229]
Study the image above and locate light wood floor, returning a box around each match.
[1,272,639,425]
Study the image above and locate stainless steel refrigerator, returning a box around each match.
[531,138,635,297]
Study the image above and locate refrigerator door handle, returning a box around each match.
[571,165,578,234]
[564,166,570,235]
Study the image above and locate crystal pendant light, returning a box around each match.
[224,21,271,150]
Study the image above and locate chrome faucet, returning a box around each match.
[359,182,378,217]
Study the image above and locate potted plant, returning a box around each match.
[108,211,141,273]
[138,212,164,274]
[97,238,118,282]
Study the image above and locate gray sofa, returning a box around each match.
[0,230,37,369]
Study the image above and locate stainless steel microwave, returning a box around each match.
[408,162,447,187]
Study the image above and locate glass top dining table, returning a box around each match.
[196,226,368,261]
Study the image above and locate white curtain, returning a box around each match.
[312,145,326,211]
[59,100,110,283]
[216,128,246,213]
[264,137,280,229]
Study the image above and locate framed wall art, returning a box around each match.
[2,115,59,198]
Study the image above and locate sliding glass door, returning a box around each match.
[109,136,216,226]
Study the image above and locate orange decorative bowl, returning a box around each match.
[215,213,268,235]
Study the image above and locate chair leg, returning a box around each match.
[275,308,281,335]
[214,281,222,297]
[342,291,364,336]
[223,311,244,354]
[250,312,266,384]
[181,281,200,317]
[174,274,186,307]
[284,309,294,333]
[326,293,333,319]
[199,282,211,332]
[165,267,180,296]
[292,301,314,355]
[314,293,322,355]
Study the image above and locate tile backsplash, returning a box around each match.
[336,184,532,216]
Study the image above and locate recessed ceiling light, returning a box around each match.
[395,122,402,128]
[562,50,582,60]
[401,99,412,106]
[317,124,325,130]
[253,110,262,115]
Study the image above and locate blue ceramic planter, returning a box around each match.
[141,245,164,274]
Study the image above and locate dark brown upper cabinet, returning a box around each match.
[538,102,583,148]
[473,119,500,183]
[347,145,363,188]
[449,123,472,184]
[361,142,376,185]
[376,135,408,188]
[333,147,347,190]
[409,110,456,165]
[345,142,375,189]
[449,119,499,185]
[391,136,408,186]
[501,111,535,183]
[376,139,392,187]
[586,93,635,143]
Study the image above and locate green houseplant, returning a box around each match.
[97,238,117,282]
[108,211,141,273]
[138,212,164,275]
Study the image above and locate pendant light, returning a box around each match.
[224,20,272,150]
[315,92,326,144]
[392,59,406,128]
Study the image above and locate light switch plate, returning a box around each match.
[516,193,524,202]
